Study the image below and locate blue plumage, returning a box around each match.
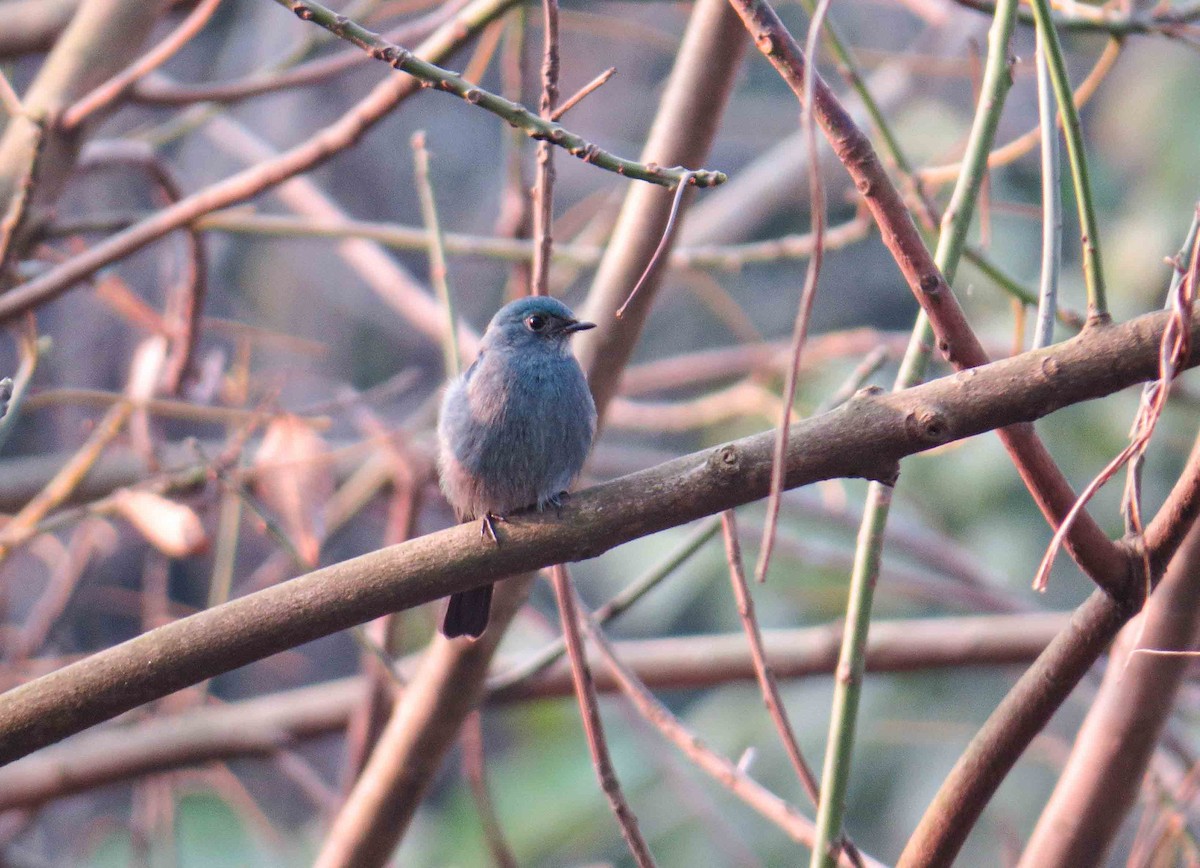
[437,296,597,638]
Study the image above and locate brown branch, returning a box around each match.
[311,576,536,868]
[1017,521,1200,867]
[725,0,1131,599]
[0,305,1192,767]
[1146,430,1200,573]
[897,589,1134,867]
[549,564,656,865]
[0,613,1071,810]
[529,0,560,297]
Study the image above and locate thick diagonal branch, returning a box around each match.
[0,304,1192,767]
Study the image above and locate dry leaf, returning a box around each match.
[112,489,207,557]
[253,415,333,566]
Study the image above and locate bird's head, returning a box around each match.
[482,296,596,353]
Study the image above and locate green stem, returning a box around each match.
[411,131,459,379]
[1032,29,1063,350]
[808,0,1020,860]
[1026,0,1108,318]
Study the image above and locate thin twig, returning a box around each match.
[616,172,695,318]
[130,3,467,106]
[916,38,1121,188]
[274,0,724,189]
[1031,28,1062,351]
[552,67,617,120]
[0,400,133,564]
[61,0,224,129]
[813,346,888,414]
[190,210,868,269]
[410,131,459,379]
[1026,0,1109,318]
[488,517,722,692]
[575,593,876,867]
[0,0,525,326]
[530,0,560,297]
[461,711,518,868]
[753,0,830,585]
[549,564,656,866]
[721,511,822,803]
[1032,219,1197,591]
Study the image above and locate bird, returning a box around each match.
[437,296,597,638]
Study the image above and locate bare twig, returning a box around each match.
[753,0,831,586]
[1032,216,1197,591]
[60,0,224,129]
[460,711,518,868]
[410,131,459,378]
[0,400,133,563]
[530,0,560,297]
[130,3,468,106]
[552,67,617,121]
[549,564,656,866]
[0,0,524,326]
[616,171,695,318]
[721,511,822,802]
[576,593,876,867]
[273,0,724,189]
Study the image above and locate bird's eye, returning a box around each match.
[525,314,547,332]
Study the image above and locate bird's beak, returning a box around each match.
[561,319,596,334]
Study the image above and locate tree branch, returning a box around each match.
[0,304,1192,766]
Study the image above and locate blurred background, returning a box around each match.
[0,0,1198,865]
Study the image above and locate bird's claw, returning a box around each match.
[480,512,507,544]
[547,491,569,517]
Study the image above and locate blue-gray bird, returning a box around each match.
[437,296,597,638]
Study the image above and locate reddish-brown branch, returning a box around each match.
[549,564,656,866]
[897,590,1133,867]
[529,0,560,297]
[1017,522,1200,867]
[721,511,822,802]
[725,0,1130,598]
[0,613,1070,811]
[61,0,223,129]
[461,711,518,868]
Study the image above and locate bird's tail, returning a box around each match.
[441,584,494,638]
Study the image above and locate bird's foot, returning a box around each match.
[547,491,570,517]
[480,512,508,544]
